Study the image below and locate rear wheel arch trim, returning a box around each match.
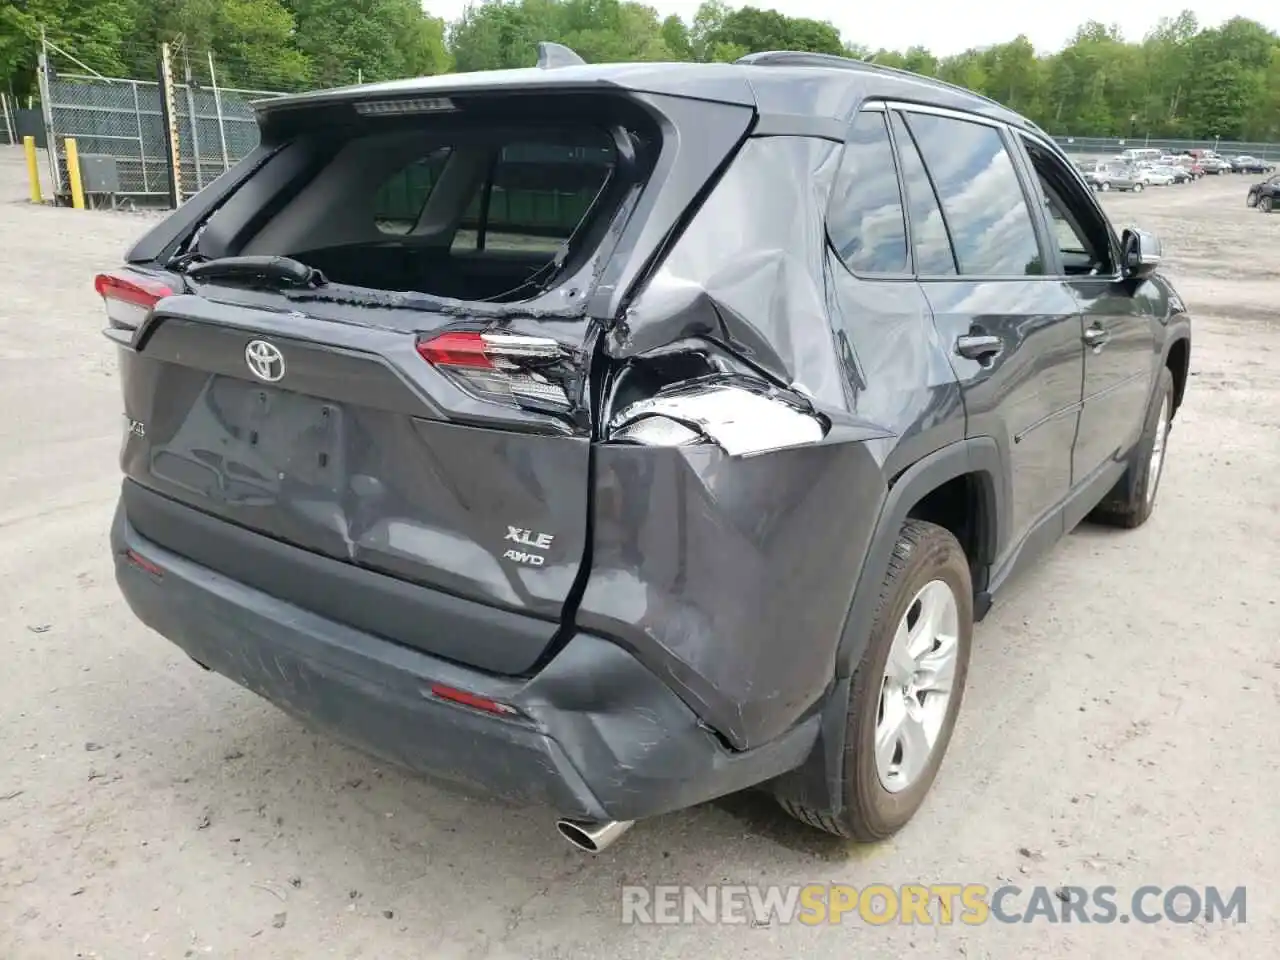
[834,436,1005,678]
[1162,332,1191,414]
[770,438,1005,822]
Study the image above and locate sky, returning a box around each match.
[423,1,1280,57]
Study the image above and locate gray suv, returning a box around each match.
[101,48,1192,851]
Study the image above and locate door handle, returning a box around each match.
[1084,325,1110,349]
[955,334,1004,362]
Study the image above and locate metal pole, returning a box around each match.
[158,42,183,207]
[37,29,61,195]
[208,51,230,172]
[1,93,13,146]
[132,81,149,193]
[182,50,203,190]
[65,138,85,209]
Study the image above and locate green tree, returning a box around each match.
[1,0,136,98]
[288,0,449,87]
[704,5,843,58]
[129,0,312,90]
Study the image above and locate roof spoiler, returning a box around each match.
[537,42,586,69]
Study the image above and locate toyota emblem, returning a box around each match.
[244,340,285,382]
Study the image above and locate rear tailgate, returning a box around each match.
[108,82,757,676]
[117,294,589,673]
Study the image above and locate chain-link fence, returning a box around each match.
[1054,135,1280,161]
[41,68,284,200]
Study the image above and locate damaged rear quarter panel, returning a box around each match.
[575,432,885,751]
[579,135,896,751]
[607,136,847,408]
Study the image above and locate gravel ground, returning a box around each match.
[0,148,1277,959]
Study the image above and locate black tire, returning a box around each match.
[1132,182,1144,193]
[1262,196,1274,213]
[1100,181,1111,192]
[778,520,973,840]
[1089,367,1175,529]
[1247,192,1258,207]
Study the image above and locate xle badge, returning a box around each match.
[504,526,555,566]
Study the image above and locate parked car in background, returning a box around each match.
[1119,147,1162,164]
[1177,158,1205,178]
[1247,173,1280,212]
[1199,156,1233,175]
[1231,156,1276,175]
[1135,164,1175,186]
[97,47,1192,849]
[1079,160,1144,192]
[1153,164,1192,184]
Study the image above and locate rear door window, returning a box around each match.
[902,112,1045,277]
[888,112,957,276]
[825,110,909,275]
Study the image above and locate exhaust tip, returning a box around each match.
[555,818,635,853]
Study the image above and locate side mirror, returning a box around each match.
[1121,228,1161,280]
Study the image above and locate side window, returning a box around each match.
[826,110,909,274]
[889,112,957,276]
[372,147,452,235]
[903,112,1044,276]
[1020,135,1115,276]
[454,139,614,254]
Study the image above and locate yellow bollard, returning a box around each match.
[23,136,42,204]
[65,138,86,210]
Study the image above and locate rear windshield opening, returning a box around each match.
[217,99,658,304]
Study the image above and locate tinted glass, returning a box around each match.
[826,111,908,274]
[889,112,957,275]
[455,138,615,253]
[904,113,1044,276]
[372,147,452,235]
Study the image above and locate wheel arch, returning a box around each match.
[836,436,1005,678]
[1164,335,1190,415]
[768,436,1007,821]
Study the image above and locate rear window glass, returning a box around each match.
[233,123,627,304]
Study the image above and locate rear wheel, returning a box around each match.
[1133,182,1144,193]
[778,520,972,840]
[1089,368,1174,529]
[1262,196,1274,213]
[1100,181,1111,192]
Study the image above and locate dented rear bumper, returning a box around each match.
[111,501,819,821]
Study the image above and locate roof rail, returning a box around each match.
[735,50,1017,120]
[537,42,586,69]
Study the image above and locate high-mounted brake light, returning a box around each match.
[416,330,572,413]
[355,97,456,117]
[94,272,172,329]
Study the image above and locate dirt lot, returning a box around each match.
[0,148,1276,959]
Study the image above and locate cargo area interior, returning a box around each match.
[193,96,659,304]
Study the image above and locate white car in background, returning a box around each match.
[1136,164,1176,186]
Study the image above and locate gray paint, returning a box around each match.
[107,55,1194,825]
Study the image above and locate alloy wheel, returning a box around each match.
[875,580,960,794]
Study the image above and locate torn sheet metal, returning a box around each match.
[608,136,848,411]
[608,374,827,456]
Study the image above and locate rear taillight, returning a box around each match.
[416,330,574,414]
[94,272,172,329]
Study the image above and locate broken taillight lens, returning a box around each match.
[94,272,172,329]
[416,330,574,413]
